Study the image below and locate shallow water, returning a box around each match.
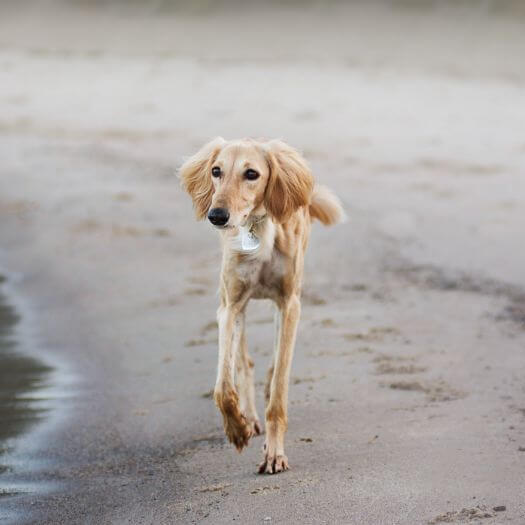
[0,275,53,496]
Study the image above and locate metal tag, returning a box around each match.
[239,226,260,252]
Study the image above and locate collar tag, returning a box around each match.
[239,226,260,252]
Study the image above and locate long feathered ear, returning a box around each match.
[179,137,225,220]
[264,140,314,223]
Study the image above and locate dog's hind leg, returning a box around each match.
[236,320,261,436]
[264,308,280,404]
[264,360,274,405]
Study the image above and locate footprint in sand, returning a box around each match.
[387,379,466,402]
[343,326,400,342]
[373,354,425,375]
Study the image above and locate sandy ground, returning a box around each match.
[0,1,525,523]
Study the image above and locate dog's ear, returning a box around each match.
[179,137,225,220]
[264,140,314,223]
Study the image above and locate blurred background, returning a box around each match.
[0,1,524,524]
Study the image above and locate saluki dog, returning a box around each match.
[180,137,344,474]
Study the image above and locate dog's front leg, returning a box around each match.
[259,294,301,474]
[214,304,253,452]
[236,315,262,436]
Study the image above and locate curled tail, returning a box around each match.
[309,185,346,226]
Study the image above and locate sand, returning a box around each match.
[0,1,524,523]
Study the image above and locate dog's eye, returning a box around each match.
[244,169,259,181]
[211,166,222,178]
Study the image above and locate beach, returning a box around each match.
[0,2,525,523]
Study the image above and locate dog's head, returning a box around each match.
[180,138,314,228]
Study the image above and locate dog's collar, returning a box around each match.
[248,214,267,227]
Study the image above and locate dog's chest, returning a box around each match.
[226,219,286,300]
[236,252,286,300]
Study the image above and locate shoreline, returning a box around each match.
[0,264,76,524]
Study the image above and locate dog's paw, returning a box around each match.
[223,412,253,452]
[257,444,289,474]
[216,388,254,452]
[258,453,289,474]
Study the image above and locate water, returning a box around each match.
[0,275,53,497]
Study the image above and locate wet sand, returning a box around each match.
[0,272,75,523]
[0,277,52,496]
[0,1,525,523]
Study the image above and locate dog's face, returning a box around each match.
[180,138,314,228]
[207,140,270,229]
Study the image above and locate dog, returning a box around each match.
[180,137,344,474]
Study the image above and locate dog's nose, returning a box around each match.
[208,207,230,226]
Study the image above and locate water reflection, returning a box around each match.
[0,275,53,492]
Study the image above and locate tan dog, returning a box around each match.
[180,138,344,474]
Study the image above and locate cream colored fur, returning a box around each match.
[180,138,344,474]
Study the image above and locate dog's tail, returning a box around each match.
[309,185,346,226]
